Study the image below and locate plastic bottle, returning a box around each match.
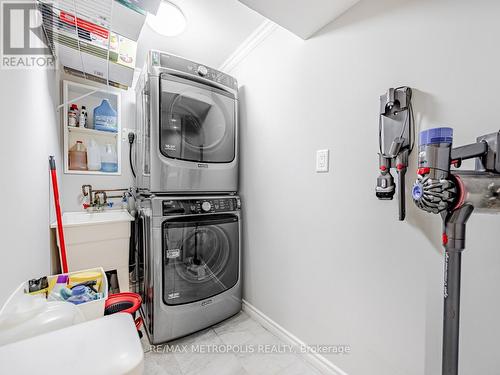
[87,139,102,171]
[68,141,88,170]
[66,285,93,305]
[79,106,88,128]
[47,275,69,302]
[101,143,118,173]
[68,104,79,127]
[94,99,118,132]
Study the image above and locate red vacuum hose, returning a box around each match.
[49,156,69,273]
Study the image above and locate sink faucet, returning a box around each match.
[82,185,108,211]
[82,185,92,205]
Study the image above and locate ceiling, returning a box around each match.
[238,0,361,39]
[136,0,265,70]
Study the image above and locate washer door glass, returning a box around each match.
[160,75,236,163]
[162,214,239,305]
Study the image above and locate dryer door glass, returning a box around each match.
[160,75,236,163]
[162,214,239,305]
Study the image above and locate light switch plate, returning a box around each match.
[316,149,329,172]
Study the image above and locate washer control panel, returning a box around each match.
[157,52,238,89]
[163,197,241,216]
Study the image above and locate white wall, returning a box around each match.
[0,40,135,307]
[232,0,500,374]
[59,73,136,212]
[0,66,60,304]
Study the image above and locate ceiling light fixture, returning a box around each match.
[146,1,187,37]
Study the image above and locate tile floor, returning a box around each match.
[142,311,323,375]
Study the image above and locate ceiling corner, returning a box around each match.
[237,0,361,39]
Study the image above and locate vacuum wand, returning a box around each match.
[396,167,406,220]
[442,249,461,375]
[396,150,408,221]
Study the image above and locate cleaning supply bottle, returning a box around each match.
[66,285,93,305]
[94,99,118,133]
[68,141,88,170]
[101,143,118,173]
[79,106,88,128]
[87,139,102,171]
[68,104,79,127]
[47,275,69,301]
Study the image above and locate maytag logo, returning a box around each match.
[166,249,180,259]
[201,299,213,306]
[198,163,208,168]
[167,292,180,300]
[1,1,55,69]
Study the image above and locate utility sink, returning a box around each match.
[51,210,134,292]
[55,210,134,227]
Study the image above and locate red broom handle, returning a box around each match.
[49,156,69,273]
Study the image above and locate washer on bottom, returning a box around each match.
[136,195,241,344]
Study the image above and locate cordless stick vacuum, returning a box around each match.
[376,87,415,220]
[412,127,500,375]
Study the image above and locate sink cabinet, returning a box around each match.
[51,210,134,292]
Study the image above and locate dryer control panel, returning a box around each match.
[153,51,238,90]
[162,197,241,216]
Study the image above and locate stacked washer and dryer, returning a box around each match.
[134,51,241,344]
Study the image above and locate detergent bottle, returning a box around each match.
[66,285,93,305]
[93,99,117,132]
[68,141,87,171]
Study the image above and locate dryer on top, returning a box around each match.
[135,50,239,195]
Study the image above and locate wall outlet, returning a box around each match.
[122,128,135,142]
[316,149,330,172]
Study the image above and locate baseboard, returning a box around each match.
[242,299,349,375]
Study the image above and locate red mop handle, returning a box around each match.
[49,156,69,273]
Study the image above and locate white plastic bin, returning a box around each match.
[1,267,108,322]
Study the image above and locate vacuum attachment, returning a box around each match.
[376,87,414,220]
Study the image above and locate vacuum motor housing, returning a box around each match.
[412,128,457,214]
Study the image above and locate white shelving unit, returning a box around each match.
[63,80,122,175]
[38,0,159,88]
